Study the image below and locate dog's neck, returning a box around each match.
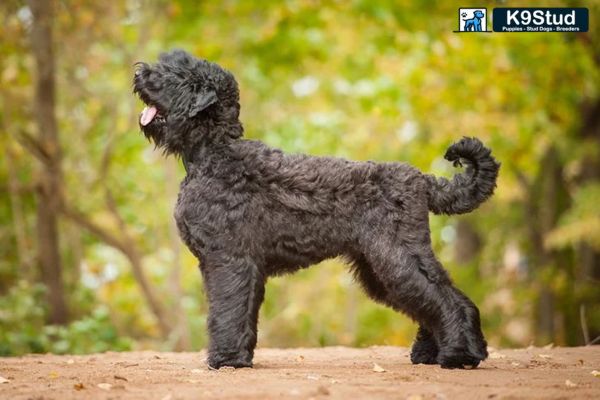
[181,117,243,173]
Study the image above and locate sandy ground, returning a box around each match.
[1,346,599,399]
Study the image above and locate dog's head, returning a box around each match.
[473,10,484,18]
[133,49,242,155]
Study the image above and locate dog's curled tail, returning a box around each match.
[425,137,500,215]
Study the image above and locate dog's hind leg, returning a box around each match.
[200,254,265,369]
[360,242,487,369]
[414,248,488,368]
[410,250,488,368]
[410,325,439,365]
[351,254,439,365]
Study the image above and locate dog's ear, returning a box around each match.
[188,90,218,117]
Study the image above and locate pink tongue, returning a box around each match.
[140,106,158,126]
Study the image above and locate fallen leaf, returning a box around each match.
[49,371,59,379]
[153,355,161,359]
[511,362,521,367]
[372,363,386,372]
[316,385,330,395]
[543,343,554,349]
[97,383,112,390]
[0,376,10,384]
[591,370,600,377]
[296,355,305,363]
[489,352,506,359]
[73,383,85,390]
[537,354,552,359]
[114,374,128,381]
[191,368,203,374]
[565,379,577,388]
[307,374,320,380]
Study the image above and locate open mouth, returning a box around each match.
[138,103,166,126]
[140,105,158,126]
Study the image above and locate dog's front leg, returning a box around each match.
[200,255,265,369]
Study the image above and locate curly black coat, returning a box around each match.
[133,50,500,370]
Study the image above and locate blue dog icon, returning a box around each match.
[462,10,485,31]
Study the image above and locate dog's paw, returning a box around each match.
[410,347,439,365]
[437,347,487,369]
[438,354,481,369]
[410,338,439,365]
[207,352,253,369]
[410,326,439,365]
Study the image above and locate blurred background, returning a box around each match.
[1,0,599,356]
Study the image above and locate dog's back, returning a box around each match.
[175,138,426,273]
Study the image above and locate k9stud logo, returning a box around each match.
[454,7,588,33]
[456,8,490,32]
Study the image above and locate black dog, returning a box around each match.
[133,50,500,370]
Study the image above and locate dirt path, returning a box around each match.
[1,346,599,399]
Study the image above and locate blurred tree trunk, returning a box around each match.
[5,146,33,279]
[29,0,68,325]
[535,148,562,343]
[520,146,571,344]
[577,97,600,344]
[454,219,481,265]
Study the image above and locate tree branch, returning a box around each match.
[61,202,172,337]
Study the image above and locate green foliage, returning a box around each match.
[42,307,132,355]
[0,282,131,355]
[0,282,47,355]
[547,182,600,250]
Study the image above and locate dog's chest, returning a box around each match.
[174,172,252,232]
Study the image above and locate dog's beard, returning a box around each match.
[140,117,166,144]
